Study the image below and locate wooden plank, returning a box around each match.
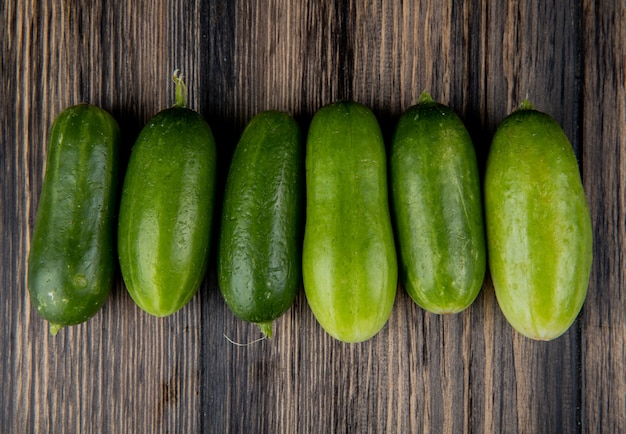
[2,1,205,432]
[197,1,584,433]
[472,1,584,433]
[582,0,626,431]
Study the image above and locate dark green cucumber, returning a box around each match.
[118,72,216,317]
[303,101,397,343]
[28,103,120,335]
[484,101,593,340]
[218,111,302,337]
[391,92,486,313]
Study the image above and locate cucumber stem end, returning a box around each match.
[257,321,273,338]
[418,91,434,104]
[49,323,63,336]
[519,99,535,110]
[172,69,187,108]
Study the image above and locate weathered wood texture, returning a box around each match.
[582,0,626,431]
[2,0,624,432]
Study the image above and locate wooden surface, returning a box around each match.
[2,0,624,432]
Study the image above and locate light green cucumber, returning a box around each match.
[484,101,593,340]
[303,101,398,343]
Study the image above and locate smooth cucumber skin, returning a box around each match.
[391,98,486,313]
[118,106,216,317]
[28,103,120,334]
[218,111,302,336]
[303,101,398,343]
[484,105,593,340]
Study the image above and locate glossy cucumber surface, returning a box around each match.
[303,101,397,343]
[28,103,120,335]
[391,93,486,313]
[484,102,593,340]
[118,75,216,317]
[218,111,302,337]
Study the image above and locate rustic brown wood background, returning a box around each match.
[2,0,624,432]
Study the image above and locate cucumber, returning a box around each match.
[218,111,302,337]
[118,72,216,317]
[390,92,486,313]
[303,101,398,343]
[484,101,593,340]
[28,103,120,335]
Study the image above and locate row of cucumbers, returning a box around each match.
[27,72,593,342]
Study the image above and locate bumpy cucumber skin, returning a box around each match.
[391,97,486,314]
[118,106,216,317]
[218,111,302,337]
[303,101,398,343]
[28,103,120,334]
[484,105,593,341]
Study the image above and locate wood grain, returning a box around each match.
[4,1,204,432]
[582,0,626,431]
[2,0,624,432]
